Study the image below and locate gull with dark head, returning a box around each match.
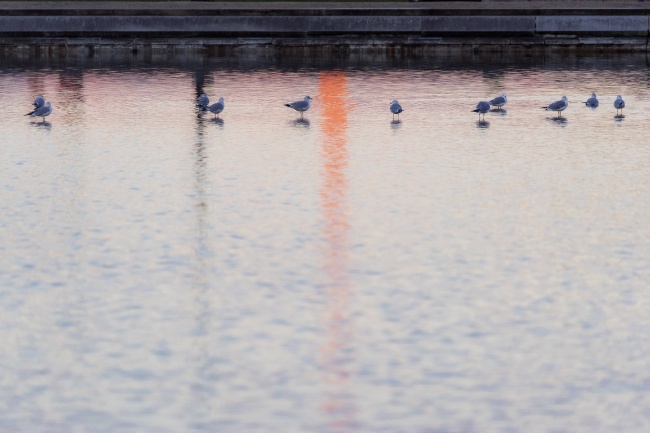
[543,96,569,117]
[285,96,312,118]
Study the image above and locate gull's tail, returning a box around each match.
[25,110,35,116]
[284,103,291,108]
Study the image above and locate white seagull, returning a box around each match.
[26,101,52,121]
[472,100,491,120]
[285,96,312,118]
[390,100,403,120]
[543,96,569,117]
[197,94,209,111]
[207,97,224,118]
[614,95,625,116]
[489,93,507,108]
[584,92,599,108]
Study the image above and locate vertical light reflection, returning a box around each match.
[318,71,355,432]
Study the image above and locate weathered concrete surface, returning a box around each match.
[421,16,535,35]
[0,14,647,37]
[0,2,648,48]
[2,1,650,15]
[0,15,535,35]
[536,16,649,36]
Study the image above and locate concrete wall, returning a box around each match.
[0,10,648,50]
[0,15,648,37]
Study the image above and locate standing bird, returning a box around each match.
[614,95,625,116]
[489,93,508,109]
[584,92,599,108]
[207,97,224,118]
[33,95,45,109]
[26,101,52,121]
[543,96,569,117]
[197,94,209,111]
[390,99,404,121]
[285,96,312,118]
[472,101,491,121]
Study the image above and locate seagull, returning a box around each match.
[472,101,491,120]
[197,94,209,111]
[489,93,507,108]
[584,92,599,108]
[33,95,45,109]
[26,101,52,121]
[543,96,569,117]
[614,95,625,116]
[390,100,403,120]
[285,96,312,118]
[207,97,224,118]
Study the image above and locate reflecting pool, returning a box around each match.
[1,50,649,433]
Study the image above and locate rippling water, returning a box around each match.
[1,50,649,433]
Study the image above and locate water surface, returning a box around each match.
[1,51,649,433]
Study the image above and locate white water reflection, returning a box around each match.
[1,51,650,433]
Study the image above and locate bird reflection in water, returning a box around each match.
[29,121,52,130]
[210,117,224,127]
[477,120,490,128]
[390,119,402,129]
[490,108,507,116]
[547,116,568,126]
[290,118,310,128]
[318,70,356,433]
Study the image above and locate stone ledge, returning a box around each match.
[0,36,647,50]
[0,15,647,38]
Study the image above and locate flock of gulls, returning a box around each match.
[196,93,315,119]
[24,92,626,123]
[471,92,626,121]
[195,92,625,123]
